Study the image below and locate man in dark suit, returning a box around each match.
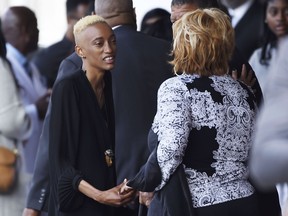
[23,0,172,215]
[219,0,265,61]
[171,0,263,106]
[31,0,91,88]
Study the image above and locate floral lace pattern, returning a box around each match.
[152,74,256,207]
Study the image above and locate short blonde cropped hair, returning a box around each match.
[73,15,106,44]
[170,8,235,76]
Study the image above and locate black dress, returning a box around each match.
[48,68,116,216]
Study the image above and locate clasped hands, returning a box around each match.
[120,179,154,208]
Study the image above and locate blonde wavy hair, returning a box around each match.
[170,8,234,76]
[73,15,106,44]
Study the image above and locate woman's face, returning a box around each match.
[79,22,116,72]
[266,0,288,38]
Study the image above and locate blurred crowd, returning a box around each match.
[0,0,288,216]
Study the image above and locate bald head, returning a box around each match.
[1,6,38,55]
[94,0,136,28]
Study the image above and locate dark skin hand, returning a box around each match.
[79,179,137,207]
[139,191,154,207]
[35,89,52,120]
[232,64,256,93]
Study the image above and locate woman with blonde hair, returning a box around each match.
[126,8,259,216]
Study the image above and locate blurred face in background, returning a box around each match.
[170,3,198,23]
[219,0,247,9]
[266,0,288,38]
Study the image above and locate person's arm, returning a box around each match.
[154,78,191,190]
[249,37,288,189]
[229,47,263,106]
[23,54,80,216]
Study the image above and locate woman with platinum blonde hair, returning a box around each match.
[48,15,136,216]
[125,8,260,216]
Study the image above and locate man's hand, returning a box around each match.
[35,89,52,120]
[232,64,256,92]
[139,191,154,208]
[22,208,40,216]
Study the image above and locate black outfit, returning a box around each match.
[48,68,116,216]
[25,53,81,212]
[111,25,172,184]
[32,36,75,88]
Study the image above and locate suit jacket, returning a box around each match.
[111,25,173,184]
[233,0,265,61]
[6,44,47,174]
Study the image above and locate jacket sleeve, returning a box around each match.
[0,58,31,140]
[49,77,85,211]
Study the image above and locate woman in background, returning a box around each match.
[249,0,288,97]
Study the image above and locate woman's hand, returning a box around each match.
[232,64,256,92]
[78,179,137,207]
[96,181,137,207]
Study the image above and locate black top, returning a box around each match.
[48,68,116,216]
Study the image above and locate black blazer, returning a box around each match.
[111,25,173,184]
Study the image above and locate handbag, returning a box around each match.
[0,145,18,194]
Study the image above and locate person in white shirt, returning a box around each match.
[249,0,288,214]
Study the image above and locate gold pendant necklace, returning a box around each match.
[105,149,114,167]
